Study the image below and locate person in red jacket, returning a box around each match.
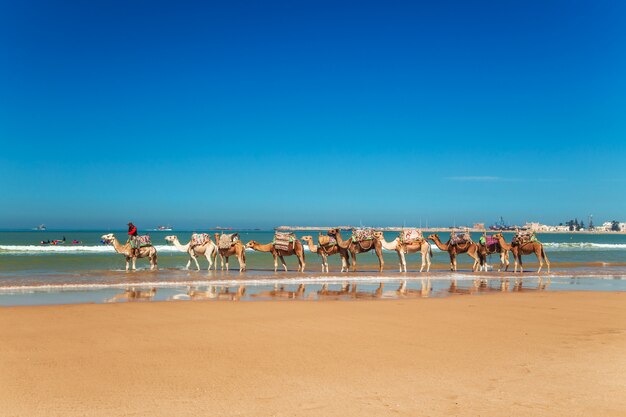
[128,222,139,257]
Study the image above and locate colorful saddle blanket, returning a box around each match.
[191,233,210,247]
[274,232,296,251]
[218,233,239,249]
[351,228,375,242]
[400,228,423,243]
[485,236,498,247]
[130,235,152,249]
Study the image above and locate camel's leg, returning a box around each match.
[504,251,510,271]
[273,254,278,272]
[536,248,543,273]
[185,258,192,270]
[225,256,230,271]
[397,251,404,272]
[125,257,130,271]
[132,257,137,270]
[351,252,357,272]
[192,253,201,271]
[204,251,212,271]
[300,252,305,272]
[449,254,454,271]
[320,253,327,272]
[518,255,524,273]
[279,255,287,272]
[420,248,426,273]
[376,247,384,272]
[151,254,158,270]
[240,252,246,272]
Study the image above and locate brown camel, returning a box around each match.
[245,239,306,272]
[476,235,510,272]
[427,233,481,272]
[327,228,384,272]
[373,231,432,272]
[301,235,350,272]
[492,233,550,273]
[214,233,246,272]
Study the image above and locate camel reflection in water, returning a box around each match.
[445,276,551,295]
[106,287,157,302]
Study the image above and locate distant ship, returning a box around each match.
[155,225,173,231]
[34,224,46,231]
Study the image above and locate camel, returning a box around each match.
[101,233,158,271]
[476,235,510,272]
[214,233,246,272]
[492,233,550,273]
[106,287,157,302]
[245,239,306,272]
[427,233,481,272]
[164,235,219,271]
[373,231,432,272]
[301,235,350,272]
[327,228,384,272]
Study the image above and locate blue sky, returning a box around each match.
[1,0,625,229]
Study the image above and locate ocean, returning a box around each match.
[1,229,625,305]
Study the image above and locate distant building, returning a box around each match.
[473,223,485,230]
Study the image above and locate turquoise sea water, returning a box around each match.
[0,230,625,305]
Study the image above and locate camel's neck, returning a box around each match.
[111,238,129,254]
[496,237,511,250]
[304,241,318,253]
[333,231,350,249]
[379,237,397,251]
[173,238,190,251]
[254,243,275,252]
[431,237,448,251]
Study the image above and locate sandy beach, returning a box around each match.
[1,292,625,417]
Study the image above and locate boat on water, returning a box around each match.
[154,225,173,231]
[34,224,46,231]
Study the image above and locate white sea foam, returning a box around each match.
[0,245,180,254]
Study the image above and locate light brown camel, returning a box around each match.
[301,235,350,272]
[327,228,384,272]
[214,233,246,272]
[164,235,218,271]
[245,239,306,272]
[476,235,510,272]
[492,233,550,273]
[101,233,158,271]
[373,231,432,272]
[427,233,481,272]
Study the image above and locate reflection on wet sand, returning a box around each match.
[106,287,157,302]
[396,279,432,298]
[251,284,305,299]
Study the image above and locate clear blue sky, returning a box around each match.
[1,0,625,229]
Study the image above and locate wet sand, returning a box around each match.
[1,292,625,416]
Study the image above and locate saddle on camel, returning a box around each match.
[512,230,538,246]
[218,233,239,249]
[450,230,471,246]
[273,231,297,251]
[190,233,210,248]
[351,228,376,250]
[317,233,337,253]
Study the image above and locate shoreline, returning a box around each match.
[1,292,624,416]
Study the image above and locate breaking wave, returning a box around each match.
[0,245,180,254]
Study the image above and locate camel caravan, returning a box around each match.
[103,227,549,274]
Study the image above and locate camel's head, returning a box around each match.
[492,232,503,240]
[101,233,115,244]
[327,228,340,237]
[301,235,313,243]
[164,235,177,244]
[245,240,257,249]
[426,233,438,241]
[373,231,385,240]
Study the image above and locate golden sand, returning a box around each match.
[1,292,625,416]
